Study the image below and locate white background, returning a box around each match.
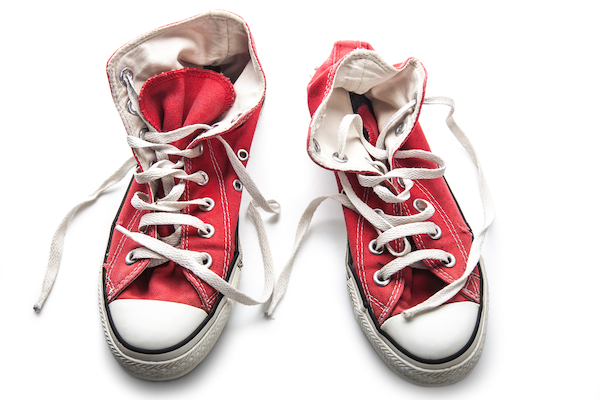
[3,1,598,398]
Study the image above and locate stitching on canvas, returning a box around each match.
[184,156,210,304]
[414,181,469,263]
[105,208,143,295]
[412,181,479,299]
[377,202,403,324]
[208,139,231,279]
[205,139,231,309]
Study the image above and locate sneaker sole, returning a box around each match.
[345,251,488,386]
[98,252,242,381]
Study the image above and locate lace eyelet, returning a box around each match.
[231,113,243,124]
[233,179,243,192]
[371,161,387,174]
[442,253,456,268]
[428,225,442,240]
[126,99,137,115]
[413,198,428,212]
[313,139,321,154]
[198,224,215,239]
[200,253,213,268]
[369,239,384,255]
[395,122,406,136]
[237,149,249,161]
[125,250,137,265]
[199,197,215,212]
[373,270,391,287]
[197,171,209,186]
[333,152,348,163]
[119,67,133,85]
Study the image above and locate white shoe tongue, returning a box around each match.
[138,67,235,148]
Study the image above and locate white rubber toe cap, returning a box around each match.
[381,302,479,361]
[108,299,208,352]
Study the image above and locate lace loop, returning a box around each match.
[266,97,494,320]
[35,77,279,312]
[114,86,280,307]
[33,157,137,312]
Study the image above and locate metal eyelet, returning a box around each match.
[395,122,406,136]
[312,139,321,154]
[442,254,456,268]
[237,149,249,161]
[126,99,137,115]
[125,250,137,265]
[200,253,213,268]
[369,239,384,255]
[413,198,429,212]
[428,225,442,240]
[233,179,243,192]
[197,171,209,186]
[333,152,348,163]
[371,160,387,175]
[231,113,243,124]
[198,224,215,239]
[139,127,148,138]
[199,197,215,212]
[119,67,133,85]
[373,270,391,287]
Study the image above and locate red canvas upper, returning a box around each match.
[103,67,261,312]
[139,68,235,142]
[307,41,481,325]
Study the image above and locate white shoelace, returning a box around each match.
[266,97,494,318]
[33,157,137,312]
[116,130,280,306]
[34,77,279,312]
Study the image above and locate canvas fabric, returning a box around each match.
[306,41,482,324]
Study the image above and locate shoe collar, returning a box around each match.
[105,10,265,170]
[308,42,427,173]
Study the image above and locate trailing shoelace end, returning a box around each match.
[264,299,279,319]
[263,266,292,318]
[34,290,47,312]
[33,157,137,314]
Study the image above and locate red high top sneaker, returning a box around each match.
[34,11,278,381]
[99,11,279,381]
[267,41,494,386]
[306,41,494,385]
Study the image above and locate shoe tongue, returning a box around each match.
[138,68,235,149]
[350,92,380,147]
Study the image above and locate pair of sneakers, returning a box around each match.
[34,10,494,386]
